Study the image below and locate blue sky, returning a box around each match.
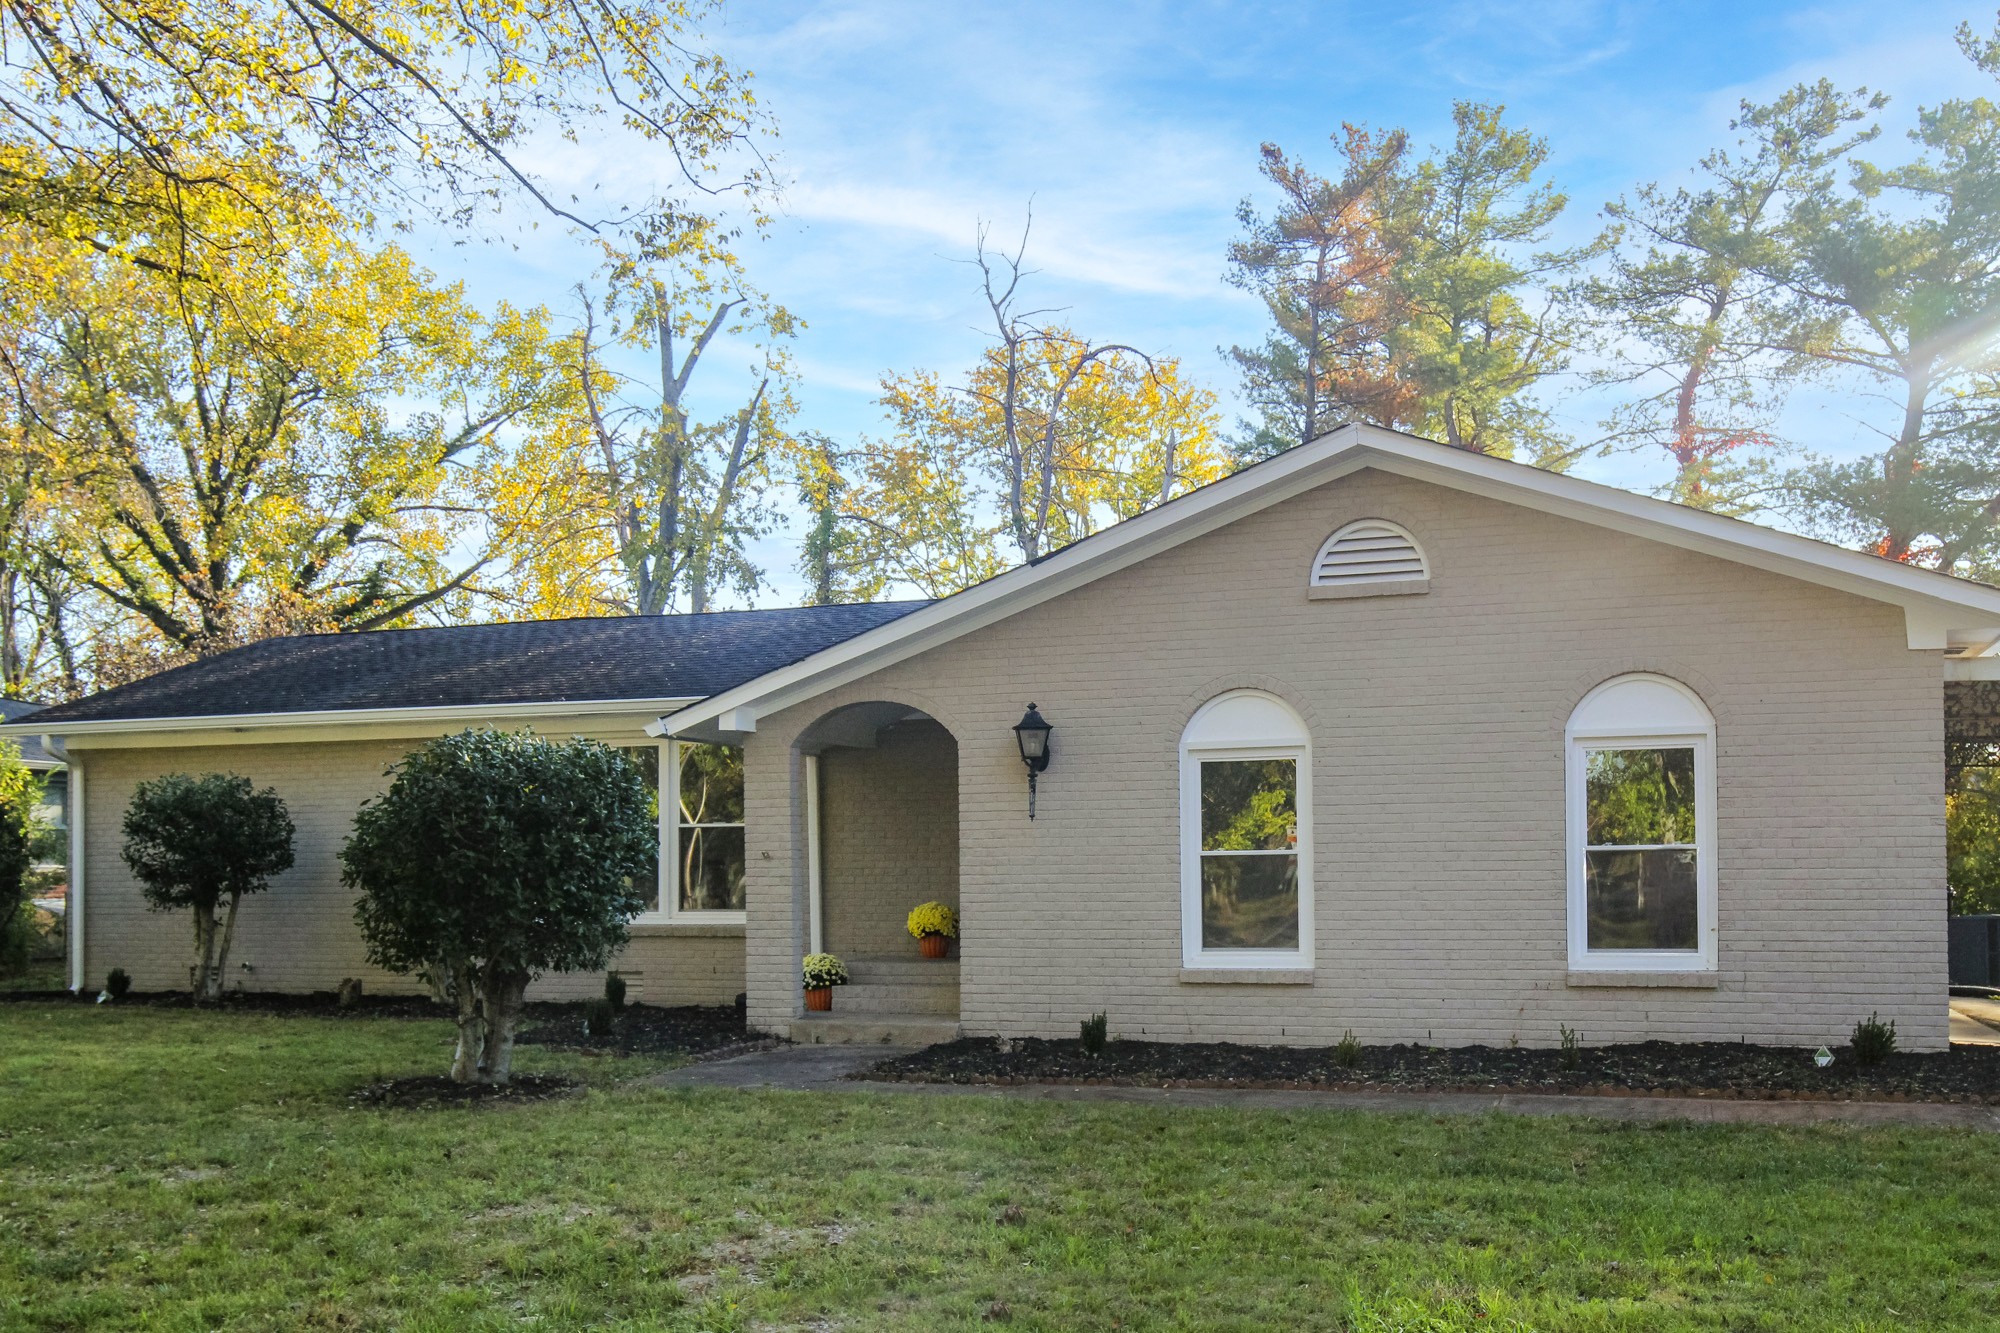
[417,0,1999,606]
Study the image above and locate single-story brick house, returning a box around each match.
[17,424,2000,1050]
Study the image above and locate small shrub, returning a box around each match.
[1851,1012,1898,1066]
[1080,1011,1108,1055]
[343,731,656,1086]
[0,901,31,976]
[0,743,38,977]
[906,900,958,939]
[583,997,617,1038]
[604,971,627,1010]
[801,953,848,989]
[1559,1024,1582,1069]
[104,967,131,1000]
[122,772,295,1002]
[1333,1028,1361,1068]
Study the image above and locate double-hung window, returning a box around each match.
[1565,675,1716,972]
[1180,691,1313,970]
[623,741,747,923]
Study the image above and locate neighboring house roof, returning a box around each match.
[0,700,58,768]
[658,423,2000,742]
[9,603,928,735]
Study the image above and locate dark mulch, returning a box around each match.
[0,988,447,1017]
[350,1072,579,1109]
[3,988,753,1057]
[866,1036,2000,1104]
[515,1003,751,1057]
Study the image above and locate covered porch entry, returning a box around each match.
[794,700,961,1043]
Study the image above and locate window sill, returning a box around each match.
[1179,968,1314,986]
[1566,969,1718,989]
[1307,577,1428,601]
[629,919,746,938]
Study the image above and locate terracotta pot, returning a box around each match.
[918,932,952,959]
[804,986,832,1012]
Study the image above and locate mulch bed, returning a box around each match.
[3,988,753,1058]
[349,1072,580,1109]
[1,988,447,1018]
[515,1003,752,1058]
[865,1036,2000,1104]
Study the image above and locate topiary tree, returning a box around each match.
[0,741,39,978]
[342,730,657,1085]
[121,773,296,1001]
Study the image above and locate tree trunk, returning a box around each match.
[449,960,485,1083]
[192,902,219,1002]
[476,965,531,1085]
[211,891,242,998]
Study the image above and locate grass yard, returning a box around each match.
[4,1007,2000,1331]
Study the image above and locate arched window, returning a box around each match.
[1180,691,1313,970]
[1566,675,1716,972]
[1308,518,1429,598]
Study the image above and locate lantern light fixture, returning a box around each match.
[1012,703,1053,818]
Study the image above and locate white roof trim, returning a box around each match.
[1,695,701,741]
[659,423,2000,739]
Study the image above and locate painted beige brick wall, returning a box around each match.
[818,719,959,958]
[744,466,1949,1049]
[76,737,743,1005]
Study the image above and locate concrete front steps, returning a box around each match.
[789,1014,961,1046]
[786,954,960,1045]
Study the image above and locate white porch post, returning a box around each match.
[805,752,824,955]
[65,751,83,992]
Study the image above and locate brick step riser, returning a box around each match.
[833,984,960,1016]
[789,1016,960,1046]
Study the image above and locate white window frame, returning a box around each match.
[1565,674,1717,973]
[1179,690,1314,971]
[635,738,748,925]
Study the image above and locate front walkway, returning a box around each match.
[1951,993,2000,1045]
[652,1044,2000,1133]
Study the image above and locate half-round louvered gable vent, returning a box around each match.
[1307,519,1430,600]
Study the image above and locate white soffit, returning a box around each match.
[662,424,2000,738]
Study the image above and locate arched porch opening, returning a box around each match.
[794,701,960,1035]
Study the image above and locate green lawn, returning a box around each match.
[4,1007,1999,1331]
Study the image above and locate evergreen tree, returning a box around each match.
[1583,82,1882,511]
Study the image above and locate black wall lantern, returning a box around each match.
[1012,703,1053,819]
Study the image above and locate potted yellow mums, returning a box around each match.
[801,953,848,1011]
[906,901,958,959]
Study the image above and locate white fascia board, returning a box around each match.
[2,696,700,748]
[1361,443,2000,626]
[662,421,2000,735]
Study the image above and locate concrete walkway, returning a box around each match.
[651,1044,2000,1133]
[1951,994,2000,1045]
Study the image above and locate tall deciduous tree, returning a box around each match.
[121,772,295,1001]
[0,386,83,698]
[1768,51,2000,568]
[344,731,656,1085]
[1226,126,1412,459]
[828,224,1227,596]
[795,433,886,607]
[1584,83,1883,511]
[0,0,768,291]
[555,248,800,615]
[0,221,574,661]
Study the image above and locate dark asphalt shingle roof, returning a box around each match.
[16,603,929,728]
